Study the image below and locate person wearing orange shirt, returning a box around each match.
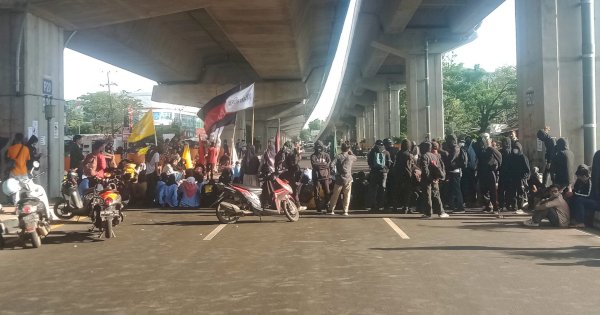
[7,133,30,179]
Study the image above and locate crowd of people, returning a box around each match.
[4,126,600,229]
[329,127,596,227]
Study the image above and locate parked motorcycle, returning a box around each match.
[88,173,125,238]
[55,170,124,238]
[54,169,86,219]
[214,173,299,224]
[2,161,52,248]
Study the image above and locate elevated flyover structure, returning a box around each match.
[320,0,504,146]
[0,0,348,196]
[324,0,600,168]
[2,0,600,197]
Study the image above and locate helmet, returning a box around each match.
[2,178,20,196]
[383,138,392,146]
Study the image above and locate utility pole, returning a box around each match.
[100,71,118,137]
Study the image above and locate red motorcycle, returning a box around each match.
[214,173,300,224]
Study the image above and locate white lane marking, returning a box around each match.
[203,224,227,241]
[383,218,410,239]
[575,229,600,239]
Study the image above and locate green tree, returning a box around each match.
[299,128,311,141]
[308,119,323,131]
[443,55,517,135]
[75,91,143,135]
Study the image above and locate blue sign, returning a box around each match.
[42,78,52,96]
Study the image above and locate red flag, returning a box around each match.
[197,85,240,134]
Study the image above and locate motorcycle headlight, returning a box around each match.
[104,197,114,206]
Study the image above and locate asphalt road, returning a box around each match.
[1,208,600,314]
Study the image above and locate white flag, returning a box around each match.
[225,83,254,113]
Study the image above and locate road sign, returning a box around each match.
[42,78,52,96]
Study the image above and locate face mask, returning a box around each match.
[512,149,518,154]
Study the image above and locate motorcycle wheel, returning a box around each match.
[104,219,113,239]
[30,232,42,248]
[282,198,300,222]
[54,200,75,220]
[216,200,240,224]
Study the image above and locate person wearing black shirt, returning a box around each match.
[69,135,85,170]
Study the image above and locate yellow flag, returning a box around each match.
[182,144,194,169]
[128,110,156,143]
[137,146,150,155]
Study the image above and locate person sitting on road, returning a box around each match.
[523,184,570,227]
[179,177,201,208]
[567,164,596,227]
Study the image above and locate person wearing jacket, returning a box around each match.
[394,139,415,213]
[241,145,260,187]
[523,185,570,227]
[327,143,356,215]
[383,138,399,210]
[367,140,391,211]
[441,134,465,213]
[418,141,449,218]
[506,142,530,214]
[537,127,556,186]
[310,140,331,212]
[568,164,596,227]
[477,134,502,213]
[497,137,512,211]
[461,136,478,207]
[550,138,575,192]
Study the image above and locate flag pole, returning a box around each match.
[251,106,255,145]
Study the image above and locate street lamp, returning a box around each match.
[44,95,55,194]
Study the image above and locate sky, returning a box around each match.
[64,0,516,123]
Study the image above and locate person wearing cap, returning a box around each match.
[367,140,391,211]
[179,177,201,208]
[310,140,331,213]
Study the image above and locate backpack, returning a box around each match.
[372,151,386,170]
[429,159,445,180]
[456,148,469,169]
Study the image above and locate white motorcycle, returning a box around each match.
[2,161,53,248]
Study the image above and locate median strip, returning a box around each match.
[383,218,410,239]
[203,224,227,241]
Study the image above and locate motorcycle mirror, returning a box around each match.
[32,161,40,169]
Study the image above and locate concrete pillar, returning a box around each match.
[376,90,389,139]
[389,82,402,137]
[364,104,375,147]
[0,11,65,197]
[516,0,588,166]
[405,53,444,142]
[355,112,365,143]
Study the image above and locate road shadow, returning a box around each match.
[1,230,103,249]
[132,220,219,227]
[370,245,600,267]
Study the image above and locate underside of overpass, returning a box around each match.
[319,0,504,146]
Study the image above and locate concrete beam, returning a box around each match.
[380,0,423,34]
[152,81,307,108]
[449,0,504,34]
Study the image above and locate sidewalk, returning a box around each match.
[0,205,19,234]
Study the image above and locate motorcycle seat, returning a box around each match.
[232,184,262,195]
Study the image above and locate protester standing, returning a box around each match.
[418,141,449,218]
[394,139,415,213]
[441,134,465,213]
[328,143,356,215]
[310,140,331,213]
[241,145,260,186]
[506,142,530,214]
[550,138,575,192]
[207,142,218,180]
[477,134,502,213]
[367,140,390,211]
[383,138,399,210]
